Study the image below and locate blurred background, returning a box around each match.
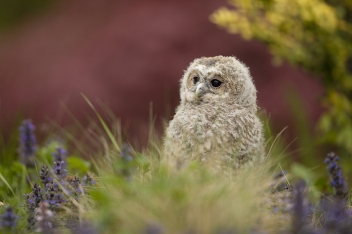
[1,0,351,165]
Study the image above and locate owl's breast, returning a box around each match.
[165,105,241,159]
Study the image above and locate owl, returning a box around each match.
[164,56,265,169]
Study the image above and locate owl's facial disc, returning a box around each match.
[188,74,225,102]
[195,82,211,99]
[183,69,227,103]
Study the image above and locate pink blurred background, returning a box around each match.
[0,0,323,146]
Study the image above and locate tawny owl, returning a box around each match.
[164,56,265,169]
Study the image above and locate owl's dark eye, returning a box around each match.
[193,76,200,84]
[210,79,222,87]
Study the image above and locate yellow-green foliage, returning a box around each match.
[210,0,352,156]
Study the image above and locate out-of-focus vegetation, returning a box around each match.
[1,110,352,233]
[211,0,352,157]
[0,0,55,31]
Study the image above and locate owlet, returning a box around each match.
[164,56,265,169]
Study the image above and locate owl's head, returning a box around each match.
[180,56,258,112]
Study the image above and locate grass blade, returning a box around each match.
[0,172,15,196]
[81,93,120,152]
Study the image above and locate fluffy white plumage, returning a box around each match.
[164,56,265,169]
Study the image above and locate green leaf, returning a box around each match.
[36,141,60,165]
[67,156,91,174]
[291,163,314,183]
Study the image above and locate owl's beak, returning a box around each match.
[195,82,210,99]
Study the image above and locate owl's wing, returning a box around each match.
[226,111,265,166]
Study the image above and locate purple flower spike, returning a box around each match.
[40,165,53,186]
[291,181,314,233]
[70,177,83,194]
[0,207,18,229]
[52,147,67,162]
[19,119,37,167]
[52,147,68,179]
[324,152,347,199]
[121,143,133,162]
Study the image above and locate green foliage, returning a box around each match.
[4,89,352,234]
[0,115,23,167]
[211,0,352,157]
[290,163,321,202]
[0,120,93,233]
[0,162,27,198]
[82,99,278,233]
[284,88,318,166]
[67,156,91,175]
[90,160,273,233]
[36,140,60,165]
[1,101,351,233]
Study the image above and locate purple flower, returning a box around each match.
[70,221,99,234]
[324,152,347,199]
[40,165,53,186]
[70,177,83,194]
[0,207,18,229]
[52,147,67,162]
[42,181,66,208]
[19,119,37,167]
[25,183,44,215]
[291,181,314,233]
[44,183,56,205]
[53,160,67,177]
[120,143,133,179]
[53,193,65,205]
[318,196,351,233]
[83,174,96,186]
[121,143,133,163]
[144,224,164,234]
[52,147,68,179]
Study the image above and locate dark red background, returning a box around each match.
[0,0,323,146]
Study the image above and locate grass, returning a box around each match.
[86,136,277,234]
[0,101,351,234]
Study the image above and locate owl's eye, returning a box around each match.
[193,76,200,84]
[210,79,222,88]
